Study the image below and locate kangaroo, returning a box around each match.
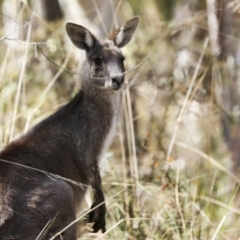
[0,16,139,240]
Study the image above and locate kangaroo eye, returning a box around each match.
[93,58,102,66]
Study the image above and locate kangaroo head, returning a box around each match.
[66,17,139,91]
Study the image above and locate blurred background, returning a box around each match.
[0,0,240,239]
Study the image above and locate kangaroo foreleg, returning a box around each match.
[86,166,106,233]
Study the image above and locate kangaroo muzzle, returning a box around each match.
[111,76,124,90]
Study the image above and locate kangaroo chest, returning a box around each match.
[98,93,121,163]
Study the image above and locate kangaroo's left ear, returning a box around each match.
[109,16,139,48]
[66,23,98,52]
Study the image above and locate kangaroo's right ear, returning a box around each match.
[109,16,139,48]
[66,23,97,51]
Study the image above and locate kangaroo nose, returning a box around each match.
[111,77,124,90]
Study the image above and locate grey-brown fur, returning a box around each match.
[0,16,139,240]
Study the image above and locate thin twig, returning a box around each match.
[96,217,163,240]
[110,0,123,31]
[125,73,140,209]
[174,141,240,185]
[35,219,52,240]
[211,212,230,240]
[49,189,126,240]
[0,21,32,42]
[166,38,209,160]
[91,0,108,35]
[175,168,186,237]
[206,0,220,56]
[3,37,149,80]
[0,158,88,189]
[9,15,33,141]
[23,48,72,132]
[118,121,131,227]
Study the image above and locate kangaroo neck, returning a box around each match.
[81,81,121,104]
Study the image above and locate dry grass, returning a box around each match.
[1,0,240,239]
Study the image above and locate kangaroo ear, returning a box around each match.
[66,23,97,51]
[109,16,139,48]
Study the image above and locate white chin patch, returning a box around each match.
[104,80,112,88]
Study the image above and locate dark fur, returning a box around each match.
[0,90,111,239]
[0,17,139,240]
